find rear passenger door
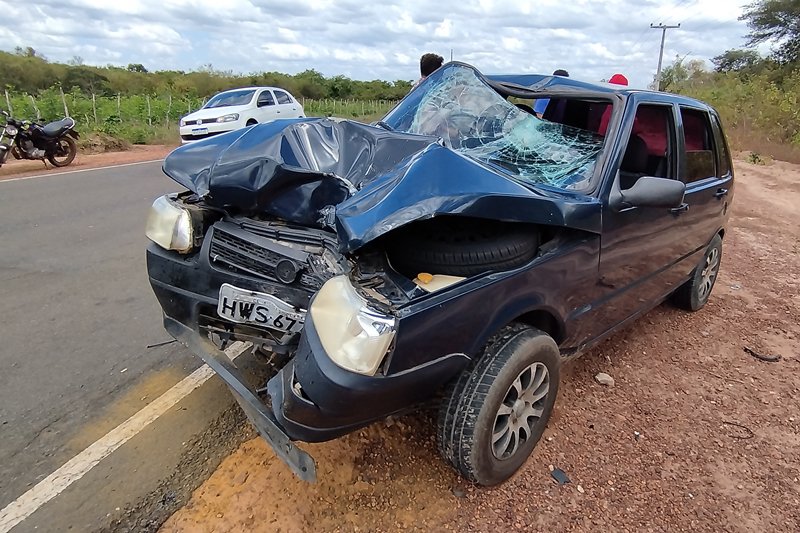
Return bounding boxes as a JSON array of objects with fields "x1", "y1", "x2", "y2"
[
  {"x1": 255, "y1": 90, "x2": 278, "y2": 122},
  {"x1": 676, "y1": 106, "x2": 733, "y2": 249},
  {"x1": 274, "y1": 90, "x2": 300, "y2": 118}
]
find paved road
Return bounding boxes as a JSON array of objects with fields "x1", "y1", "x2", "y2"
[{"x1": 0, "y1": 163, "x2": 244, "y2": 532}]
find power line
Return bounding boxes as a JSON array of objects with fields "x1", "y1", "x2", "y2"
[{"x1": 651, "y1": 23, "x2": 681, "y2": 90}]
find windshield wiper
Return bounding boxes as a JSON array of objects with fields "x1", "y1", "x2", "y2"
[{"x1": 374, "y1": 121, "x2": 393, "y2": 131}]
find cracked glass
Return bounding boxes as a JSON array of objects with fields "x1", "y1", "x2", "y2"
[{"x1": 383, "y1": 64, "x2": 606, "y2": 190}]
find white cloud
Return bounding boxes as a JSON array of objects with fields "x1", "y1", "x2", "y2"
[{"x1": 1, "y1": 0, "x2": 754, "y2": 87}]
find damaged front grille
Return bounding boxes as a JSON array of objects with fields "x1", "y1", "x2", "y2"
[{"x1": 208, "y1": 221, "x2": 333, "y2": 291}]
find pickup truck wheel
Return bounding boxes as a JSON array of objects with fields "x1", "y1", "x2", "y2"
[
  {"x1": 388, "y1": 219, "x2": 539, "y2": 277},
  {"x1": 672, "y1": 234, "x2": 722, "y2": 311},
  {"x1": 437, "y1": 323, "x2": 560, "y2": 486}
]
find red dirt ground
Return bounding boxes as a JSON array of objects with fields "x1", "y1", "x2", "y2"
[{"x1": 0, "y1": 145, "x2": 176, "y2": 181}]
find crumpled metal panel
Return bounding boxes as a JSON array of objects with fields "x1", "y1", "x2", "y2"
[
  {"x1": 162, "y1": 119, "x2": 436, "y2": 226},
  {"x1": 161, "y1": 63, "x2": 606, "y2": 251}
]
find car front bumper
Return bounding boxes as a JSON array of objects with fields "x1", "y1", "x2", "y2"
[
  {"x1": 179, "y1": 122, "x2": 240, "y2": 143},
  {"x1": 147, "y1": 241, "x2": 469, "y2": 481}
]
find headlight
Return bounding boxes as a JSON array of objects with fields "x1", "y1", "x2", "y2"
[
  {"x1": 217, "y1": 113, "x2": 239, "y2": 123},
  {"x1": 5, "y1": 125, "x2": 17, "y2": 136},
  {"x1": 145, "y1": 195, "x2": 194, "y2": 253},
  {"x1": 310, "y1": 276, "x2": 396, "y2": 376},
  {"x1": 179, "y1": 119, "x2": 186, "y2": 127}
]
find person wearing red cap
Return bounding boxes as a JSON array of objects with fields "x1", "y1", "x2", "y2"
[
  {"x1": 608, "y1": 73, "x2": 629, "y2": 86},
  {"x1": 597, "y1": 73, "x2": 630, "y2": 135}
]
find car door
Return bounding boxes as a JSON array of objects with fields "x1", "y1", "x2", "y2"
[
  {"x1": 675, "y1": 105, "x2": 733, "y2": 248},
  {"x1": 255, "y1": 90, "x2": 278, "y2": 122},
  {"x1": 593, "y1": 97, "x2": 697, "y2": 337},
  {"x1": 273, "y1": 90, "x2": 300, "y2": 118}
]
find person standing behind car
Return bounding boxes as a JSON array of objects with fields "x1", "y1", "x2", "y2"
[
  {"x1": 414, "y1": 53, "x2": 444, "y2": 87},
  {"x1": 534, "y1": 69, "x2": 569, "y2": 118}
]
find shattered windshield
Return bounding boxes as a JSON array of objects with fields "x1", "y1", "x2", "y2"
[{"x1": 382, "y1": 64, "x2": 606, "y2": 190}]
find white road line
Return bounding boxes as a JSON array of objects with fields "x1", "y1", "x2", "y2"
[
  {"x1": 0, "y1": 341, "x2": 248, "y2": 533},
  {"x1": 0, "y1": 159, "x2": 165, "y2": 184}
]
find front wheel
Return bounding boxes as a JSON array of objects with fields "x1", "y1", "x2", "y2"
[
  {"x1": 437, "y1": 323, "x2": 560, "y2": 486},
  {"x1": 47, "y1": 136, "x2": 77, "y2": 167}
]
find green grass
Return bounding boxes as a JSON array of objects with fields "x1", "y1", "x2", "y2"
[{"x1": 4, "y1": 90, "x2": 397, "y2": 149}]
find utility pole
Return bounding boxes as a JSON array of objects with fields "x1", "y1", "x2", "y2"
[{"x1": 651, "y1": 23, "x2": 680, "y2": 91}]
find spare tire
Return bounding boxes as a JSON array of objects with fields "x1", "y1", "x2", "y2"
[{"x1": 387, "y1": 218, "x2": 539, "y2": 277}]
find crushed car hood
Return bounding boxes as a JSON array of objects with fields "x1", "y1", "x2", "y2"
[{"x1": 164, "y1": 64, "x2": 606, "y2": 253}]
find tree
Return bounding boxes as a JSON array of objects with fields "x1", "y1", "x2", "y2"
[
  {"x1": 127, "y1": 63, "x2": 148, "y2": 73},
  {"x1": 741, "y1": 0, "x2": 800, "y2": 64},
  {"x1": 712, "y1": 49, "x2": 762, "y2": 72},
  {"x1": 657, "y1": 56, "x2": 708, "y2": 92},
  {"x1": 62, "y1": 67, "x2": 110, "y2": 94},
  {"x1": 67, "y1": 55, "x2": 84, "y2": 66},
  {"x1": 14, "y1": 46, "x2": 39, "y2": 58}
]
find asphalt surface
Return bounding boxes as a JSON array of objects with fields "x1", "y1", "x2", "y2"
[{"x1": 0, "y1": 162, "x2": 241, "y2": 532}]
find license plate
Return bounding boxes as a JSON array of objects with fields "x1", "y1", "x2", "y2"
[
  {"x1": 191, "y1": 127, "x2": 208, "y2": 135},
  {"x1": 217, "y1": 284, "x2": 305, "y2": 333}
]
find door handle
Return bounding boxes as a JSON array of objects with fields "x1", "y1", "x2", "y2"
[
  {"x1": 714, "y1": 188, "x2": 729, "y2": 199},
  {"x1": 670, "y1": 203, "x2": 689, "y2": 214}
]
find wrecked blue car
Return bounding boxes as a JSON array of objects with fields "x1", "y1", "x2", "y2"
[{"x1": 145, "y1": 62, "x2": 733, "y2": 485}]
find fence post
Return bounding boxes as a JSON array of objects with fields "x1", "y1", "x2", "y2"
[
  {"x1": 146, "y1": 95, "x2": 152, "y2": 127},
  {"x1": 117, "y1": 93, "x2": 121, "y2": 117},
  {"x1": 91, "y1": 93, "x2": 98, "y2": 124},
  {"x1": 4, "y1": 90, "x2": 12, "y2": 115},
  {"x1": 59, "y1": 86, "x2": 69, "y2": 117},
  {"x1": 166, "y1": 93, "x2": 172, "y2": 126},
  {"x1": 29, "y1": 95, "x2": 40, "y2": 119}
]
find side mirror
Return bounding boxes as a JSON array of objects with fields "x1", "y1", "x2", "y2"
[{"x1": 614, "y1": 176, "x2": 686, "y2": 209}]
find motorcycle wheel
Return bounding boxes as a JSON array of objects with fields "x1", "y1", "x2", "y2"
[{"x1": 47, "y1": 136, "x2": 77, "y2": 167}]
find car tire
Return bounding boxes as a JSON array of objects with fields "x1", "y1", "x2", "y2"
[
  {"x1": 672, "y1": 234, "x2": 723, "y2": 311},
  {"x1": 388, "y1": 219, "x2": 539, "y2": 277},
  {"x1": 437, "y1": 323, "x2": 560, "y2": 486},
  {"x1": 246, "y1": 119, "x2": 258, "y2": 126}
]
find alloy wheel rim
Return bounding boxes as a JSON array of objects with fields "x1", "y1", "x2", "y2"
[
  {"x1": 698, "y1": 247, "x2": 720, "y2": 300},
  {"x1": 491, "y1": 362, "x2": 550, "y2": 460}
]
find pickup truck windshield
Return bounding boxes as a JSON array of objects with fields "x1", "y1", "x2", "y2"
[{"x1": 382, "y1": 64, "x2": 606, "y2": 190}]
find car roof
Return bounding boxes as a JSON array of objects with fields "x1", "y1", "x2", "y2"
[
  {"x1": 486, "y1": 73, "x2": 713, "y2": 110},
  {"x1": 215, "y1": 87, "x2": 290, "y2": 94}
]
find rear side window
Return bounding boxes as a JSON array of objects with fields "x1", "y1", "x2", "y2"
[
  {"x1": 257, "y1": 91, "x2": 275, "y2": 106},
  {"x1": 710, "y1": 114, "x2": 732, "y2": 177},
  {"x1": 680, "y1": 108, "x2": 716, "y2": 183},
  {"x1": 275, "y1": 90, "x2": 292, "y2": 104}
]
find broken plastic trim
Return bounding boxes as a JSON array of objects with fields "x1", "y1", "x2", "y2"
[{"x1": 163, "y1": 316, "x2": 317, "y2": 482}]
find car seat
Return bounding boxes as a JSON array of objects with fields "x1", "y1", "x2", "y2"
[{"x1": 619, "y1": 134, "x2": 649, "y2": 190}]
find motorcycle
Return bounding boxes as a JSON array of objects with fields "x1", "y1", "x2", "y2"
[{"x1": 0, "y1": 110, "x2": 79, "y2": 168}]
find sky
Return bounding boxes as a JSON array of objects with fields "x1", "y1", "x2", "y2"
[{"x1": 2, "y1": 0, "x2": 757, "y2": 88}]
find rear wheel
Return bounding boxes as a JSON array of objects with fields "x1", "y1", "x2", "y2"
[
  {"x1": 47, "y1": 136, "x2": 77, "y2": 167},
  {"x1": 437, "y1": 323, "x2": 560, "y2": 486},
  {"x1": 672, "y1": 234, "x2": 723, "y2": 311}
]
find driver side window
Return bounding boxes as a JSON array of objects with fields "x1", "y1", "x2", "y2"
[{"x1": 618, "y1": 104, "x2": 675, "y2": 190}]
